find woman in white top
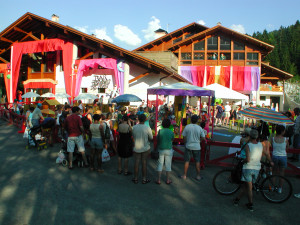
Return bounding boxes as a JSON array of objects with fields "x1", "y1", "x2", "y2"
[
  {"x1": 89, "y1": 114, "x2": 105, "y2": 172},
  {"x1": 234, "y1": 129, "x2": 273, "y2": 211},
  {"x1": 272, "y1": 125, "x2": 289, "y2": 181}
]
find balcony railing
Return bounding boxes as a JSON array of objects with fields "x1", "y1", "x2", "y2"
[{"x1": 260, "y1": 84, "x2": 283, "y2": 92}]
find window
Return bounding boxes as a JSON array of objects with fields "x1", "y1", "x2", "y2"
[
  {"x1": 181, "y1": 53, "x2": 192, "y2": 60},
  {"x1": 98, "y1": 88, "x2": 105, "y2": 93},
  {"x1": 81, "y1": 88, "x2": 87, "y2": 93},
  {"x1": 260, "y1": 96, "x2": 266, "y2": 101},
  {"x1": 207, "y1": 52, "x2": 218, "y2": 60},
  {"x1": 246, "y1": 61, "x2": 258, "y2": 65},
  {"x1": 234, "y1": 41, "x2": 245, "y2": 50},
  {"x1": 44, "y1": 52, "x2": 56, "y2": 72},
  {"x1": 220, "y1": 36, "x2": 231, "y2": 50},
  {"x1": 31, "y1": 53, "x2": 42, "y2": 73},
  {"x1": 247, "y1": 53, "x2": 258, "y2": 60},
  {"x1": 207, "y1": 36, "x2": 218, "y2": 50},
  {"x1": 180, "y1": 61, "x2": 192, "y2": 65},
  {"x1": 173, "y1": 37, "x2": 182, "y2": 44},
  {"x1": 219, "y1": 53, "x2": 231, "y2": 60},
  {"x1": 234, "y1": 53, "x2": 245, "y2": 60},
  {"x1": 194, "y1": 41, "x2": 205, "y2": 50},
  {"x1": 194, "y1": 53, "x2": 204, "y2": 60}
]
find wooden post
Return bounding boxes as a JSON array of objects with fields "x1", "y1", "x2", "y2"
[{"x1": 155, "y1": 94, "x2": 158, "y2": 136}]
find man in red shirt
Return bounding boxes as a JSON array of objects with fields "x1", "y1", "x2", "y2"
[{"x1": 64, "y1": 106, "x2": 89, "y2": 169}]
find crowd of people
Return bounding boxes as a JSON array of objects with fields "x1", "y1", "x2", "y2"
[{"x1": 1, "y1": 95, "x2": 300, "y2": 209}]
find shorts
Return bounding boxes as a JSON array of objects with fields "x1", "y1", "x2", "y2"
[
  {"x1": 272, "y1": 155, "x2": 287, "y2": 168},
  {"x1": 90, "y1": 137, "x2": 104, "y2": 149},
  {"x1": 224, "y1": 111, "x2": 230, "y2": 118},
  {"x1": 67, "y1": 135, "x2": 85, "y2": 153},
  {"x1": 241, "y1": 169, "x2": 259, "y2": 182},
  {"x1": 134, "y1": 149, "x2": 150, "y2": 161},
  {"x1": 184, "y1": 148, "x2": 201, "y2": 162}
]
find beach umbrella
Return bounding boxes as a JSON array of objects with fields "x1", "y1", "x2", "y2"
[
  {"x1": 41, "y1": 109, "x2": 55, "y2": 115},
  {"x1": 41, "y1": 92, "x2": 55, "y2": 98},
  {"x1": 21, "y1": 92, "x2": 40, "y2": 98},
  {"x1": 111, "y1": 94, "x2": 142, "y2": 103},
  {"x1": 238, "y1": 107, "x2": 294, "y2": 125},
  {"x1": 55, "y1": 93, "x2": 71, "y2": 98},
  {"x1": 74, "y1": 93, "x2": 98, "y2": 100}
]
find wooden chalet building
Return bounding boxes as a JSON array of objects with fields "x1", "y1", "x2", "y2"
[
  {"x1": 0, "y1": 12, "x2": 189, "y2": 104},
  {"x1": 134, "y1": 23, "x2": 293, "y2": 110}
]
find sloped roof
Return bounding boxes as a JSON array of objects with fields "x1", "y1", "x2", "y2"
[
  {"x1": 261, "y1": 62, "x2": 293, "y2": 80},
  {"x1": 133, "y1": 22, "x2": 208, "y2": 51},
  {"x1": 0, "y1": 12, "x2": 190, "y2": 83},
  {"x1": 169, "y1": 25, "x2": 274, "y2": 55}
]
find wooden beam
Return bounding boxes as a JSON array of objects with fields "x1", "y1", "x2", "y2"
[
  {"x1": 0, "y1": 46, "x2": 11, "y2": 56},
  {"x1": 80, "y1": 51, "x2": 94, "y2": 60},
  {"x1": 120, "y1": 51, "x2": 124, "y2": 57},
  {"x1": 45, "y1": 22, "x2": 50, "y2": 27},
  {"x1": 82, "y1": 36, "x2": 86, "y2": 41},
  {"x1": 261, "y1": 77, "x2": 279, "y2": 80},
  {"x1": 0, "y1": 57, "x2": 8, "y2": 63},
  {"x1": 14, "y1": 27, "x2": 40, "y2": 41},
  {"x1": 260, "y1": 73, "x2": 266, "y2": 77},
  {"x1": 0, "y1": 37, "x2": 13, "y2": 43},
  {"x1": 129, "y1": 72, "x2": 150, "y2": 83},
  {"x1": 13, "y1": 27, "x2": 28, "y2": 34},
  {"x1": 64, "y1": 29, "x2": 68, "y2": 34}
]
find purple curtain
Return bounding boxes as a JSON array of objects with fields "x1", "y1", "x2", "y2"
[
  {"x1": 244, "y1": 67, "x2": 252, "y2": 91},
  {"x1": 179, "y1": 66, "x2": 193, "y2": 84},
  {"x1": 251, "y1": 67, "x2": 260, "y2": 91}
]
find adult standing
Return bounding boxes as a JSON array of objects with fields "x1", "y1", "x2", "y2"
[
  {"x1": 156, "y1": 119, "x2": 174, "y2": 185},
  {"x1": 215, "y1": 102, "x2": 223, "y2": 126},
  {"x1": 31, "y1": 103, "x2": 44, "y2": 127},
  {"x1": 291, "y1": 108, "x2": 300, "y2": 162},
  {"x1": 78, "y1": 100, "x2": 83, "y2": 114},
  {"x1": 108, "y1": 95, "x2": 113, "y2": 113},
  {"x1": 89, "y1": 114, "x2": 105, "y2": 172},
  {"x1": 117, "y1": 115, "x2": 133, "y2": 175},
  {"x1": 231, "y1": 101, "x2": 239, "y2": 125},
  {"x1": 180, "y1": 115, "x2": 206, "y2": 180},
  {"x1": 64, "y1": 106, "x2": 89, "y2": 169},
  {"x1": 223, "y1": 102, "x2": 231, "y2": 126},
  {"x1": 132, "y1": 114, "x2": 153, "y2": 184},
  {"x1": 233, "y1": 129, "x2": 273, "y2": 211},
  {"x1": 99, "y1": 95, "x2": 104, "y2": 112}
]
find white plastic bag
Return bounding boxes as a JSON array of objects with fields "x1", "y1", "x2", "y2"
[
  {"x1": 23, "y1": 128, "x2": 29, "y2": 139},
  {"x1": 102, "y1": 148, "x2": 110, "y2": 162}
]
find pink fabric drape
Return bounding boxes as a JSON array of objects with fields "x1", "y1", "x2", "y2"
[
  {"x1": 232, "y1": 66, "x2": 245, "y2": 91},
  {"x1": 75, "y1": 58, "x2": 120, "y2": 96},
  {"x1": 190, "y1": 66, "x2": 205, "y2": 87},
  {"x1": 244, "y1": 66, "x2": 252, "y2": 91},
  {"x1": 11, "y1": 39, "x2": 73, "y2": 101}
]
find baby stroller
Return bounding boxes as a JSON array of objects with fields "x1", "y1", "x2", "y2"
[
  {"x1": 58, "y1": 138, "x2": 86, "y2": 168},
  {"x1": 25, "y1": 125, "x2": 47, "y2": 151}
]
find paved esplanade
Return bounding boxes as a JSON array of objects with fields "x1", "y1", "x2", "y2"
[{"x1": 0, "y1": 120, "x2": 299, "y2": 225}]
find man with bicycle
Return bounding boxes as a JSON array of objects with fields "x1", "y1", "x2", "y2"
[{"x1": 233, "y1": 129, "x2": 273, "y2": 211}]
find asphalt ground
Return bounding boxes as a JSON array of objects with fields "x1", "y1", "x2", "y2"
[{"x1": 0, "y1": 119, "x2": 300, "y2": 225}]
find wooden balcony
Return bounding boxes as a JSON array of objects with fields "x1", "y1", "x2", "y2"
[{"x1": 260, "y1": 84, "x2": 283, "y2": 92}]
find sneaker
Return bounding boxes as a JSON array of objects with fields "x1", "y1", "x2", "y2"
[
  {"x1": 294, "y1": 193, "x2": 300, "y2": 198},
  {"x1": 278, "y1": 188, "x2": 282, "y2": 194},
  {"x1": 246, "y1": 203, "x2": 254, "y2": 212},
  {"x1": 233, "y1": 198, "x2": 239, "y2": 206}
]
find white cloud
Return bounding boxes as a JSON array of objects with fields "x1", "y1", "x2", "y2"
[
  {"x1": 92, "y1": 28, "x2": 113, "y2": 43},
  {"x1": 114, "y1": 24, "x2": 142, "y2": 46},
  {"x1": 142, "y1": 16, "x2": 161, "y2": 41},
  {"x1": 197, "y1": 20, "x2": 206, "y2": 26},
  {"x1": 75, "y1": 26, "x2": 88, "y2": 33},
  {"x1": 230, "y1": 24, "x2": 246, "y2": 34}
]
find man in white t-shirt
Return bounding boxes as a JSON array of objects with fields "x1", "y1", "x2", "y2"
[
  {"x1": 223, "y1": 102, "x2": 231, "y2": 126},
  {"x1": 180, "y1": 115, "x2": 206, "y2": 180}
]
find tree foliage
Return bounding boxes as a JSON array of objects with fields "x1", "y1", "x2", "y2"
[{"x1": 252, "y1": 20, "x2": 300, "y2": 80}]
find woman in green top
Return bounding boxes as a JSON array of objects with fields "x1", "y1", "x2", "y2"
[{"x1": 156, "y1": 118, "x2": 174, "y2": 184}]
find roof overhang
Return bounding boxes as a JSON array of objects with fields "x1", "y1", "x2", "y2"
[
  {"x1": 261, "y1": 62, "x2": 293, "y2": 80},
  {"x1": 169, "y1": 25, "x2": 274, "y2": 56},
  {"x1": 0, "y1": 12, "x2": 190, "y2": 83}
]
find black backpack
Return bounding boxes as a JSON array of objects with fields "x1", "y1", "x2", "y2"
[
  {"x1": 217, "y1": 106, "x2": 223, "y2": 114},
  {"x1": 104, "y1": 122, "x2": 111, "y2": 140}
]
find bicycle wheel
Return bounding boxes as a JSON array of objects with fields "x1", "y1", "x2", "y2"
[
  {"x1": 261, "y1": 175, "x2": 293, "y2": 203},
  {"x1": 213, "y1": 169, "x2": 241, "y2": 195}
]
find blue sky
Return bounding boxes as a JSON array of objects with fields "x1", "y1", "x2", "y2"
[{"x1": 0, "y1": 0, "x2": 299, "y2": 50}]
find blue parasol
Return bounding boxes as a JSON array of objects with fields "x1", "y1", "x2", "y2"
[{"x1": 111, "y1": 94, "x2": 142, "y2": 103}]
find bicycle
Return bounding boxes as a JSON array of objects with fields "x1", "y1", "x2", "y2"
[{"x1": 212, "y1": 159, "x2": 293, "y2": 203}]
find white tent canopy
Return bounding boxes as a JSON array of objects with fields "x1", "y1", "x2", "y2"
[{"x1": 205, "y1": 83, "x2": 249, "y2": 101}]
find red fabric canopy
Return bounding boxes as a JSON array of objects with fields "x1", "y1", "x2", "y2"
[
  {"x1": 232, "y1": 66, "x2": 245, "y2": 91},
  {"x1": 11, "y1": 39, "x2": 73, "y2": 102},
  {"x1": 24, "y1": 81, "x2": 56, "y2": 90}
]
